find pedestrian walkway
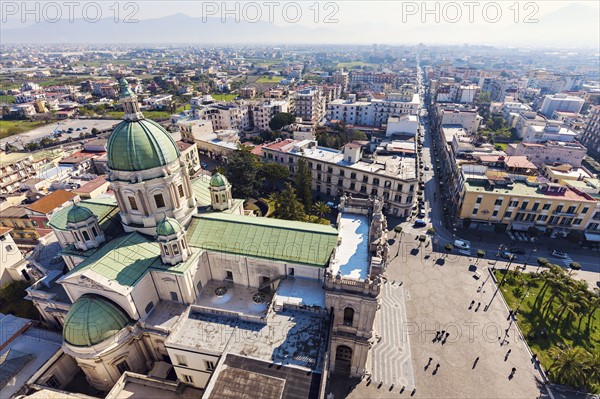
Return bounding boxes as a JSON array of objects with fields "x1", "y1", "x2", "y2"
[{"x1": 369, "y1": 281, "x2": 415, "y2": 389}]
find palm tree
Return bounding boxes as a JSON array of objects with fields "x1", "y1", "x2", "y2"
[
  {"x1": 586, "y1": 288, "x2": 600, "y2": 331},
  {"x1": 313, "y1": 201, "x2": 330, "y2": 219},
  {"x1": 548, "y1": 346, "x2": 590, "y2": 389}
]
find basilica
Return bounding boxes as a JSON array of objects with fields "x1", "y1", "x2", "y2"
[{"x1": 25, "y1": 79, "x2": 389, "y2": 397}]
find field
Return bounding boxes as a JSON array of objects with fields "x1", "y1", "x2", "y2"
[
  {"x1": 336, "y1": 61, "x2": 377, "y2": 69},
  {"x1": 495, "y1": 269, "x2": 599, "y2": 392},
  {"x1": 105, "y1": 110, "x2": 172, "y2": 120},
  {"x1": 0, "y1": 120, "x2": 52, "y2": 139},
  {"x1": 256, "y1": 76, "x2": 284, "y2": 83},
  {"x1": 209, "y1": 93, "x2": 238, "y2": 101}
]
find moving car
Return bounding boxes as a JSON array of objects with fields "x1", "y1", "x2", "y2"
[
  {"x1": 551, "y1": 250, "x2": 568, "y2": 259},
  {"x1": 501, "y1": 251, "x2": 516, "y2": 260},
  {"x1": 453, "y1": 239, "x2": 470, "y2": 250},
  {"x1": 510, "y1": 248, "x2": 526, "y2": 255}
]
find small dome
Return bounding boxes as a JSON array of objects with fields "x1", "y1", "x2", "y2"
[
  {"x1": 107, "y1": 119, "x2": 180, "y2": 172},
  {"x1": 119, "y1": 77, "x2": 135, "y2": 98},
  {"x1": 63, "y1": 295, "x2": 130, "y2": 347},
  {"x1": 156, "y1": 216, "x2": 182, "y2": 236},
  {"x1": 210, "y1": 173, "x2": 229, "y2": 188},
  {"x1": 66, "y1": 204, "x2": 94, "y2": 224}
]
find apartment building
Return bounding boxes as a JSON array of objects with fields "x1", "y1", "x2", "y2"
[
  {"x1": 0, "y1": 206, "x2": 40, "y2": 247},
  {"x1": 15, "y1": 91, "x2": 46, "y2": 104},
  {"x1": 514, "y1": 111, "x2": 547, "y2": 139},
  {"x1": 294, "y1": 86, "x2": 325, "y2": 125},
  {"x1": 437, "y1": 106, "x2": 482, "y2": 134},
  {"x1": 436, "y1": 84, "x2": 480, "y2": 104},
  {"x1": 458, "y1": 177, "x2": 596, "y2": 234},
  {"x1": 327, "y1": 93, "x2": 420, "y2": 128},
  {"x1": 332, "y1": 70, "x2": 349, "y2": 93},
  {"x1": 262, "y1": 139, "x2": 417, "y2": 216},
  {"x1": 196, "y1": 102, "x2": 250, "y2": 131},
  {"x1": 580, "y1": 105, "x2": 600, "y2": 159},
  {"x1": 506, "y1": 141, "x2": 587, "y2": 168},
  {"x1": 0, "y1": 152, "x2": 37, "y2": 194},
  {"x1": 539, "y1": 93, "x2": 584, "y2": 117},
  {"x1": 523, "y1": 122, "x2": 578, "y2": 144},
  {"x1": 251, "y1": 100, "x2": 291, "y2": 131}
]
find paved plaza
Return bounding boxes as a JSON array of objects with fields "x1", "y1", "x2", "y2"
[{"x1": 343, "y1": 235, "x2": 547, "y2": 399}]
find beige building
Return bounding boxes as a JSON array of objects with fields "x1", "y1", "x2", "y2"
[
  {"x1": 580, "y1": 105, "x2": 600, "y2": 159},
  {"x1": 506, "y1": 140, "x2": 587, "y2": 168},
  {"x1": 294, "y1": 86, "x2": 326, "y2": 125},
  {"x1": 262, "y1": 139, "x2": 417, "y2": 217}
]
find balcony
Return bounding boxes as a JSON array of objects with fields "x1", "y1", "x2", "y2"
[{"x1": 552, "y1": 210, "x2": 577, "y2": 217}]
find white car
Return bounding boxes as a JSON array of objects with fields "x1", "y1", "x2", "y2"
[
  {"x1": 551, "y1": 250, "x2": 568, "y2": 259},
  {"x1": 454, "y1": 239, "x2": 470, "y2": 250}
]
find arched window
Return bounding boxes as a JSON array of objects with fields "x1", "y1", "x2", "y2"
[
  {"x1": 92, "y1": 226, "x2": 98, "y2": 237},
  {"x1": 172, "y1": 244, "x2": 180, "y2": 255},
  {"x1": 343, "y1": 307, "x2": 354, "y2": 326},
  {"x1": 82, "y1": 230, "x2": 90, "y2": 241},
  {"x1": 164, "y1": 245, "x2": 170, "y2": 255}
]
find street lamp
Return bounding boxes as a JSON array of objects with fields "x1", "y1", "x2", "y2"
[{"x1": 523, "y1": 247, "x2": 537, "y2": 271}]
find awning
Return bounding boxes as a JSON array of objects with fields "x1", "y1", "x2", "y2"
[
  {"x1": 511, "y1": 222, "x2": 533, "y2": 232},
  {"x1": 584, "y1": 232, "x2": 600, "y2": 242}
]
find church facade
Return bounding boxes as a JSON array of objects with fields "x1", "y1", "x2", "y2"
[{"x1": 25, "y1": 79, "x2": 390, "y2": 395}]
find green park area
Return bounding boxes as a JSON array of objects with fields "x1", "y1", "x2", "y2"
[
  {"x1": 336, "y1": 61, "x2": 376, "y2": 69},
  {"x1": 495, "y1": 265, "x2": 600, "y2": 393},
  {"x1": 0, "y1": 120, "x2": 51, "y2": 139},
  {"x1": 256, "y1": 76, "x2": 284, "y2": 83},
  {"x1": 209, "y1": 93, "x2": 238, "y2": 101}
]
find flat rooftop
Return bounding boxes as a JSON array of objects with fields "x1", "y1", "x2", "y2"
[
  {"x1": 195, "y1": 280, "x2": 272, "y2": 318},
  {"x1": 275, "y1": 277, "x2": 325, "y2": 309},
  {"x1": 166, "y1": 308, "x2": 328, "y2": 371},
  {"x1": 464, "y1": 180, "x2": 596, "y2": 202},
  {"x1": 329, "y1": 214, "x2": 369, "y2": 280}
]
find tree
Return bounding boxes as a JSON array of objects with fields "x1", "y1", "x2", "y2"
[
  {"x1": 224, "y1": 145, "x2": 263, "y2": 198},
  {"x1": 91, "y1": 127, "x2": 98, "y2": 134},
  {"x1": 313, "y1": 201, "x2": 330, "y2": 219},
  {"x1": 548, "y1": 346, "x2": 592, "y2": 390},
  {"x1": 269, "y1": 112, "x2": 296, "y2": 131},
  {"x1": 274, "y1": 183, "x2": 306, "y2": 221},
  {"x1": 294, "y1": 157, "x2": 312, "y2": 213},
  {"x1": 259, "y1": 162, "x2": 290, "y2": 191}
]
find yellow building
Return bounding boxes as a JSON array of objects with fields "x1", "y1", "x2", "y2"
[
  {"x1": 0, "y1": 205, "x2": 40, "y2": 247},
  {"x1": 458, "y1": 178, "x2": 596, "y2": 234}
]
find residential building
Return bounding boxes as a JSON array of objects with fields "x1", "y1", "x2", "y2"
[
  {"x1": 514, "y1": 111, "x2": 547, "y2": 139},
  {"x1": 506, "y1": 141, "x2": 587, "y2": 168},
  {"x1": 25, "y1": 190, "x2": 79, "y2": 237},
  {"x1": 458, "y1": 178, "x2": 596, "y2": 234},
  {"x1": 539, "y1": 93, "x2": 584, "y2": 117},
  {"x1": 523, "y1": 122, "x2": 578, "y2": 144},
  {"x1": 251, "y1": 100, "x2": 290, "y2": 132},
  {"x1": 294, "y1": 86, "x2": 325, "y2": 125},
  {"x1": 239, "y1": 86, "x2": 256, "y2": 99},
  {"x1": 385, "y1": 114, "x2": 419, "y2": 137},
  {"x1": 177, "y1": 140, "x2": 200, "y2": 175},
  {"x1": 262, "y1": 139, "x2": 417, "y2": 217},
  {"x1": 327, "y1": 93, "x2": 420, "y2": 128},
  {"x1": 580, "y1": 105, "x2": 600, "y2": 159},
  {"x1": 541, "y1": 163, "x2": 593, "y2": 184},
  {"x1": 15, "y1": 91, "x2": 46, "y2": 104},
  {"x1": 143, "y1": 94, "x2": 173, "y2": 109},
  {"x1": 437, "y1": 106, "x2": 482, "y2": 134},
  {"x1": 178, "y1": 119, "x2": 214, "y2": 143},
  {"x1": 0, "y1": 227, "x2": 30, "y2": 285},
  {"x1": 73, "y1": 175, "x2": 111, "y2": 199},
  {"x1": 0, "y1": 205, "x2": 39, "y2": 247},
  {"x1": 195, "y1": 102, "x2": 250, "y2": 131},
  {"x1": 0, "y1": 152, "x2": 36, "y2": 195},
  {"x1": 332, "y1": 70, "x2": 349, "y2": 93}
]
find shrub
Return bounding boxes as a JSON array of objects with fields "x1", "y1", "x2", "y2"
[
  {"x1": 445, "y1": 243, "x2": 453, "y2": 251},
  {"x1": 427, "y1": 227, "x2": 435, "y2": 235},
  {"x1": 569, "y1": 262, "x2": 581, "y2": 270},
  {"x1": 419, "y1": 235, "x2": 426, "y2": 242},
  {"x1": 537, "y1": 257, "x2": 549, "y2": 266},
  {"x1": 394, "y1": 225, "x2": 403, "y2": 233}
]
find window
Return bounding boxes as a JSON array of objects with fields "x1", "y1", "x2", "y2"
[
  {"x1": 555, "y1": 205, "x2": 563, "y2": 213},
  {"x1": 225, "y1": 271, "x2": 233, "y2": 280},
  {"x1": 350, "y1": 172, "x2": 356, "y2": 179},
  {"x1": 339, "y1": 170, "x2": 345, "y2": 177},
  {"x1": 175, "y1": 354, "x2": 188, "y2": 366},
  {"x1": 350, "y1": 182, "x2": 356, "y2": 190},
  {"x1": 363, "y1": 176, "x2": 368, "y2": 183},
  {"x1": 573, "y1": 218, "x2": 582, "y2": 225},
  {"x1": 542, "y1": 203, "x2": 551, "y2": 210},
  {"x1": 178, "y1": 185, "x2": 185, "y2": 197},
  {"x1": 46, "y1": 376, "x2": 60, "y2": 388},
  {"x1": 373, "y1": 178, "x2": 380, "y2": 186},
  {"x1": 145, "y1": 301, "x2": 154, "y2": 314},
  {"x1": 509, "y1": 200, "x2": 518, "y2": 207},
  {"x1": 397, "y1": 184, "x2": 403, "y2": 191},
  {"x1": 520, "y1": 201, "x2": 528, "y2": 210},
  {"x1": 170, "y1": 291, "x2": 178, "y2": 301},
  {"x1": 172, "y1": 244, "x2": 180, "y2": 255},
  {"x1": 492, "y1": 210, "x2": 498, "y2": 217},
  {"x1": 154, "y1": 194, "x2": 166, "y2": 208},
  {"x1": 472, "y1": 208, "x2": 478, "y2": 215},
  {"x1": 394, "y1": 194, "x2": 401, "y2": 202},
  {"x1": 6, "y1": 244, "x2": 14, "y2": 252},
  {"x1": 128, "y1": 196, "x2": 138, "y2": 210},
  {"x1": 343, "y1": 307, "x2": 354, "y2": 326},
  {"x1": 183, "y1": 374, "x2": 194, "y2": 384},
  {"x1": 360, "y1": 185, "x2": 367, "y2": 193},
  {"x1": 532, "y1": 203, "x2": 539, "y2": 211},
  {"x1": 116, "y1": 360, "x2": 130, "y2": 374},
  {"x1": 164, "y1": 245, "x2": 170, "y2": 255},
  {"x1": 73, "y1": 231, "x2": 80, "y2": 241},
  {"x1": 493, "y1": 199, "x2": 502, "y2": 206},
  {"x1": 288, "y1": 267, "x2": 294, "y2": 276},
  {"x1": 582, "y1": 207, "x2": 590, "y2": 214},
  {"x1": 537, "y1": 215, "x2": 548, "y2": 222},
  {"x1": 92, "y1": 226, "x2": 99, "y2": 237},
  {"x1": 205, "y1": 360, "x2": 216, "y2": 371},
  {"x1": 503, "y1": 211, "x2": 512, "y2": 218},
  {"x1": 82, "y1": 230, "x2": 90, "y2": 241}
]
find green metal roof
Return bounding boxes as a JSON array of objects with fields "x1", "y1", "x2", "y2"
[
  {"x1": 49, "y1": 198, "x2": 120, "y2": 236},
  {"x1": 210, "y1": 173, "x2": 228, "y2": 187},
  {"x1": 119, "y1": 77, "x2": 135, "y2": 98},
  {"x1": 191, "y1": 175, "x2": 212, "y2": 207},
  {"x1": 186, "y1": 213, "x2": 339, "y2": 267},
  {"x1": 63, "y1": 295, "x2": 130, "y2": 347},
  {"x1": 156, "y1": 216, "x2": 182, "y2": 236},
  {"x1": 66, "y1": 204, "x2": 94, "y2": 224},
  {"x1": 107, "y1": 119, "x2": 180, "y2": 172}
]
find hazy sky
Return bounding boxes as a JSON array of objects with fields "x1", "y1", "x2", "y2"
[{"x1": 2, "y1": 1, "x2": 599, "y2": 46}]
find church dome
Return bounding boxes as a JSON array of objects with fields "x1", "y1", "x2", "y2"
[
  {"x1": 63, "y1": 295, "x2": 131, "y2": 347},
  {"x1": 156, "y1": 216, "x2": 183, "y2": 236},
  {"x1": 107, "y1": 119, "x2": 180, "y2": 172},
  {"x1": 66, "y1": 204, "x2": 94, "y2": 224},
  {"x1": 210, "y1": 173, "x2": 228, "y2": 188}
]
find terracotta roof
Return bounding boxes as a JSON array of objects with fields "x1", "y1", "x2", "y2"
[
  {"x1": 263, "y1": 139, "x2": 296, "y2": 151},
  {"x1": 0, "y1": 226, "x2": 13, "y2": 236},
  {"x1": 251, "y1": 144, "x2": 264, "y2": 156},
  {"x1": 26, "y1": 190, "x2": 77, "y2": 215},
  {"x1": 176, "y1": 141, "x2": 194, "y2": 151}
]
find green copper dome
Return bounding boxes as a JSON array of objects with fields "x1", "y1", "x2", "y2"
[
  {"x1": 156, "y1": 216, "x2": 182, "y2": 236},
  {"x1": 63, "y1": 295, "x2": 131, "y2": 347},
  {"x1": 66, "y1": 204, "x2": 94, "y2": 224},
  {"x1": 107, "y1": 119, "x2": 180, "y2": 172},
  {"x1": 119, "y1": 77, "x2": 135, "y2": 98},
  {"x1": 210, "y1": 173, "x2": 228, "y2": 187}
]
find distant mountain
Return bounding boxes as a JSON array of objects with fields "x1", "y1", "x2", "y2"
[{"x1": 1, "y1": 13, "x2": 340, "y2": 44}]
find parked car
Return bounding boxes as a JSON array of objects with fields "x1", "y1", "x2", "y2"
[
  {"x1": 414, "y1": 219, "x2": 427, "y2": 228},
  {"x1": 454, "y1": 239, "x2": 470, "y2": 250},
  {"x1": 551, "y1": 250, "x2": 568, "y2": 259},
  {"x1": 424, "y1": 166, "x2": 430, "y2": 171},
  {"x1": 509, "y1": 248, "x2": 526, "y2": 255}
]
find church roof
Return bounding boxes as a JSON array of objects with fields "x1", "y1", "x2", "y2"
[
  {"x1": 107, "y1": 119, "x2": 180, "y2": 172},
  {"x1": 210, "y1": 173, "x2": 228, "y2": 187},
  {"x1": 156, "y1": 215, "x2": 182, "y2": 236},
  {"x1": 186, "y1": 213, "x2": 339, "y2": 267},
  {"x1": 66, "y1": 203, "x2": 94, "y2": 224},
  {"x1": 49, "y1": 197, "x2": 120, "y2": 235}
]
